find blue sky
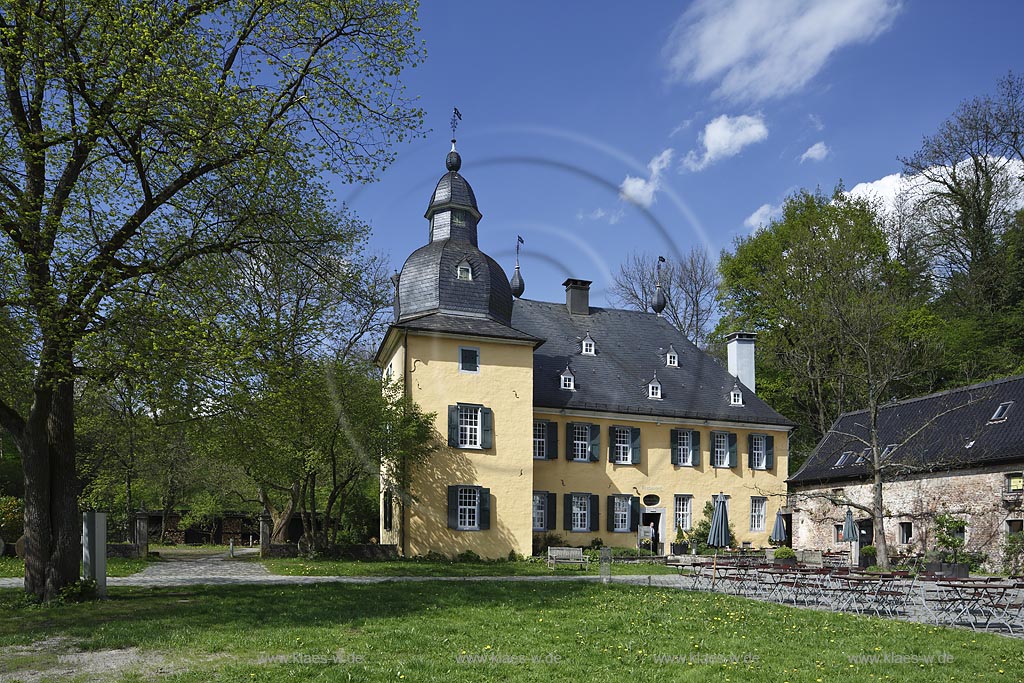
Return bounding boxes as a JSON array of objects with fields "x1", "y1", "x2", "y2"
[{"x1": 337, "y1": 1, "x2": 1024, "y2": 308}]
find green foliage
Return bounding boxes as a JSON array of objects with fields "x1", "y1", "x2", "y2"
[
  {"x1": 1004, "y1": 532, "x2": 1024, "y2": 575},
  {"x1": 689, "y1": 501, "x2": 736, "y2": 553},
  {"x1": 531, "y1": 532, "x2": 566, "y2": 556},
  {"x1": 0, "y1": 495, "x2": 22, "y2": 540},
  {"x1": 860, "y1": 545, "x2": 877, "y2": 557},
  {"x1": 57, "y1": 580, "x2": 98, "y2": 604},
  {"x1": 773, "y1": 546, "x2": 796, "y2": 560},
  {"x1": 933, "y1": 514, "x2": 967, "y2": 565}
]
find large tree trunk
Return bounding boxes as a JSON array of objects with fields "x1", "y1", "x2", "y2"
[
  {"x1": 872, "y1": 468, "x2": 890, "y2": 569},
  {"x1": 21, "y1": 380, "x2": 81, "y2": 601}
]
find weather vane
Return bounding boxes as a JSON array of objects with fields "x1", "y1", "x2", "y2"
[
  {"x1": 450, "y1": 106, "x2": 462, "y2": 138},
  {"x1": 656, "y1": 255, "x2": 666, "y2": 284},
  {"x1": 516, "y1": 235, "x2": 524, "y2": 265}
]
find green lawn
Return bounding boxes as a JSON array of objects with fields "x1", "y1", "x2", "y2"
[
  {"x1": 0, "y1": 582, "x2": 1020, "y2": 682},
  {"x1": 0, "y1": 555, "x2": 154, "y2": 578},
  {"x1": 261, "y1": 557, "x2": 679, "y2": 577}
]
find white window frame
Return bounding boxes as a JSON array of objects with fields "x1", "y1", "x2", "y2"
[
  {"x1": 561, "y1": 372, "x2": 575, "y2": 391},
  {"x1": 666, "y1": 351, "x2": 678, "y2": 367},
  {"x1": 835, "y1": 451, "x2": 852, "y2": 468},
  {"x1": 881, "y1": 443, "x2": 898, "y2": 458},
  {"x1": 458, "y1": 346, "x2": 480, "y2": 373},
  {"x1": 458, "y1": 405, "x2": 481, "y2": 448},
  {"x1": 612, "y1": 427, "x2": 631, "y2": 464},
  {"x1": 581, "y1": 336, "x2": 595, "y2": 355},
  {"x1": 532, "y1": 493, "x2": 546, "y2": 531},
  {"x1": 750, "y1": 497, "x2": 766, "y2": 532},
  {"x1": 676, "y1": 430, "x2": 692, "y2": 466},
  {"x1": 990, "y1": 401, "x2": 1013, "y2": 423},
  {"x1": 899, "y1": 521, "x2": 913, "y2": 545},
  {"x1": 730, "y1": 390, "x2": 743, "y2": 406},
  {"x1": 713, "y1": 432, "x2": 729, "y2": 468},
  {"x1": 456, "y1": 261, "x2": 473, "y2": 281},
  {"x1": 1007, "y1": 473, "x2": 1024, "y2": 493},
  {"x1": 572, "y1": 423, "x2": 590, "y2": 462},
  {"x1": 533, "y1": 421, "x2": 547, "y2": 460},
  {"x1": 613, "y1": 496, "x2": 629, "y2": 532},
  {"x1": 674, "y1": 495, "x2": 692, "y2": 532},
  {"x1": 751, "y1": 434, "x2": 767, "y2": 470},
  {"x1": 457, "y1": 486, "x2": 479, "y2": 530},
  {"x1": 649, "y1": 381, "x2": 662, "y2": 399},
  {"x1": 571, "y1": 494, "x2": 589, "y2": 532}
]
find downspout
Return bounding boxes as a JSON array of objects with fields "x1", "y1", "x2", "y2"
[{"x1": 401, "y1": 328, "x2": 410, "y2": 557}]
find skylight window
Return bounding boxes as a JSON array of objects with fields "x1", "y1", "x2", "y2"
[
  {"x1": 881, "y1": 443, "x2": 898, "y2": 458},
  {"x1": 854, "y1": 449, "x2": 867, "y2": 464},
  {"x1": 835, "y1": 451, "x2": 853, "y2": 467},
  {"x1": 581, "y1": 333, "x2": 596, "y2": 356},
  {"x1": 990, "y1": 401, "x2": 1013, "y2": 423}
]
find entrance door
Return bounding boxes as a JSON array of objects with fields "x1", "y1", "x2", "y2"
[
  {"x1": 641, "y1": 512, "x2": 662, "y2": 555},
  {"x1": 856, "y1": 519, "x2": 874, "y2": 566}
]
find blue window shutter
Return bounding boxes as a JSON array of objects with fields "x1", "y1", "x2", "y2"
[
  {"x1": 728, "y1": 433, "x2": 738, "y2": 468},
  {"x1": 589, "y1": 424, "x2": 600, "y2": 462},
  {"x1": 480, "y1": 408, "x2": 494, "y2": 448},
  {"x1": 606, "y1": 496, "x2": 615, "y2": 532},
  {"x1": 690, "y1": 430, "x2": 701, "y2": 466},
  {"x1": 546, "y1": 492, "x2": 557, "y2": 530},
  {"x1": 547, "y1": 421, "x2": 558, "y2": 459},
  {"x1": 630, "y1": 496, "x2": 640, "y2": 532},
  {"x1": 563, "y1": 494, "x2": 572, "y2": 530},
  {"x1": 670, "y1": 429, "x2": 681, "y2": 465},
  {"x1": 631, "y1": 427, "x2": 641, "y2": 464},
  {"x1": 478, "y1": 488, "x2": 490, "y2": 530},
  {"x1": 766, "y1": 435, "x2": 775, "y2": 470},
  {"x1": 447, "y1": 406, "x2": 459, "y2": 447},
  {"x1": 565, "y1": 423, "x2": 575, "y2": 461},
  {"x1": 447, "y1": 486, "x2": 459, "y2": 528},
  {"x1": 747, "y1": 434, "x2": 754, "y2": 469},
  {"x1": 589, "y1": 494, "x2": 600, "y2": 531},
  {"x1": 607, "y1": 426, "x2": 615, "y2": 461}
]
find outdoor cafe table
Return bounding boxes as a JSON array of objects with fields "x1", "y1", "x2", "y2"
[
  {"x1": 934, "y1": 581, "x2": 1019, "y2": 632},
  {"x1": 831, "y1": 574, "x2": 901, "y2": 615}
]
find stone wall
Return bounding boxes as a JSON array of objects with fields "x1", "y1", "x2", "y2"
[{"x1": 790, "y1": 464, "x2": 1024, "y2": 570}]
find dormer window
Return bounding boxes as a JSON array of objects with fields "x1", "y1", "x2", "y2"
[
  {"x1": 990, "y1": 401, "x2": 1013, "y2": 423},
  {"x1": 835, "y1": 451, "x2": 852, "y2": 467},
  {"x1": 581, "y1": 333, "x2": 595, "y2": 356},
  {"x1": 456, "y1": 261, "x2": 473, "y2": 281},
  {"x1": 881, "y1": 443, "x2": 898, "y2": 458},
  {"x1": 730, "y1": 389, "x2": 743, "y2": 406},
  {"x1": 648, "y1": 378, "x2": 662, "y2": 400},
  {"x1": 666, "y1": 346, "x2": 678, "y2": 367},
  {"x1": 560, "y1": 367, "x2": 575, "y2": 391}
]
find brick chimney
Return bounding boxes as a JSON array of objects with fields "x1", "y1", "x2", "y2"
[
  {"x1": 726, "y1": 331, "x2": 756, "y2": 392},
  {"x1": 563, "y1": 278, "x2": 591, "y2": 315}
]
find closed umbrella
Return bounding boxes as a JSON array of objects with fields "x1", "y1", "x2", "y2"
[
  {"x1": 769, "y1": 510, "x2": 788, "y2": 545},
  {"x1": 841, "y1": 508, "x2": 857, "y2": 567},
  {"x1": 707, "y1": 492, "x2": 730, "y2": 588}
]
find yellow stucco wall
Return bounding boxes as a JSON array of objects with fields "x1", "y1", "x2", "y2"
[
  {"x1": 391, "y1": 331, "x2": 536, "y2": 559},
  {"x1": 532, "y1": 414, "x2": 790, "y2": 549}
]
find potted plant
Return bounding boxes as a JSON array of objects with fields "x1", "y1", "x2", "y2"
[
  {"x1": 934, "y1": 513, "x2": 969, "y2": 578},
  {"x1": 670, "y1": 526, "x2": 690, "y2": 555},
  {"x1": 859, "y1": 544, "x2": 876, "y2": 568},
  {"x1": 773, "y1": 545, "x2": 797, "y2": 567}
]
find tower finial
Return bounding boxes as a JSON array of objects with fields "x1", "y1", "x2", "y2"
[
  {"x1": 650, "y1": 255, "x2": 667, "y2": 314},
  {"x1": 510, "y1": 235, "x2": 525, "y2": 298},
  {"x1": 446, "y1": 107, "x2": 463, "y2": 172},
  {"x1": 450, "y1": 106, "x2": 462, "y2": 139}
]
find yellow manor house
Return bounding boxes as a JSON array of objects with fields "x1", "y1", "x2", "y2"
[{"x1": 375, "y1": 140, "x2": 795, "y2": 559}]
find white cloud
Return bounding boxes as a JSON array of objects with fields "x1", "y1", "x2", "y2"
[
  {"x1": 808, "y1": 113, "x2": 825, "y2": 131},
  {"x1": 664, "y1": 0, "x2": 901, "y2": 102},
  {"x1": 799, "y1": 141, "x2": 830, "y2": 163},
  {"x1": 669, "y1": 119, "x2": 693, "y2": 137},
  {"x1": 619, "y1": 149, "x2": 674, "y2": 209},
  {"x1": 684, "y1": 114, "x2": 768, "y2": 171},
  {"x1": 744, "y1": 202, "x2": 783, "y2": 231},
  {"x1": 577, "y1": 207, "x2": 625, "y2": 225},
  {"x1": 846, "y1": 172, "x2": 907, "y2": 214}
]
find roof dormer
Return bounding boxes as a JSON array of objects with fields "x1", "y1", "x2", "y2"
[
  {"x1": 648, "y1": 375, "x2": 662, "y2": 400},
  {"x1": 560, "y1": 366, "x2": 576, "y2": 391},
  {"x1": 730, "y1": 384, "x2": 743, "y2": 406},
  {"x1": 581, "y1": 332, "x2": 596, "y2": 356},
  {"x1": 666, "y1": 345, "x2": 678, "y2": 368}
]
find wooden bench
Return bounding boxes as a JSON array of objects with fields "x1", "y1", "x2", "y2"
[{"x1": 547, "y1": 546, "x2": 589, "y2": 570}]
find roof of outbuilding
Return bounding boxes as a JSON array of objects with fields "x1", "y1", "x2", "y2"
[
  {"x1": 510, "y1": 298, "x2": 795, "y2": 426},
  {"x1": 788, "y1": 374, "x2": 1024, "y2": 486}
]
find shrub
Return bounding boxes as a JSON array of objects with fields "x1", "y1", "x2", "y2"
[
  {"x1": 860, "y1": 545, "x2": 877, "y2": 558},
  {"x1": 1004, "y1": 533, "x2": 1024, "y2": 575},
  {"x1": 59, "y1": 579, "x2": 97, "y2": 603},
  {"x1": 0, "y1": 496, "x2": 23, "y2": 540},
  {"x1": 532, "y1": 532, "x2": 566, "y2": 556},
  {"x1": 588, "y1": 537, "x2": 604, "y2": 550},
  {"x1": 773, "y1": 546, "x2": 796, "y2": 560},
  {"x1": 934, "y1": 513, "x2": 967, "y2": 565},
  {"x1": 455, "y1": 550, "x2": 481, "y2": 563},
  {"x1": 690, "y1": 501, "x2": 736, "y2": 554}
]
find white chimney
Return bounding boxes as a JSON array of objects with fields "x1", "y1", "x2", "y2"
[{"x1": 726, "y1": 332, "x2": 756, "y2": 393}]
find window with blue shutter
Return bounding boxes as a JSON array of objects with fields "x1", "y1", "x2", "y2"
[
  {"x1": 447, "y1": 486, "x2": 459, "y2": 528},
  {"x1": 478, "y1": 488, "x2": 490, "y2": 529},
  {"x1": 563, "y1": 493, "x2": 573, "y2": 530},
  {"x1": 447, "y1": 406, "x2": 459, "y2": 447},
  {"x1": 546, "y1": 492, "x2": 557, "y2": 530},
  {"x1": 589, "y1": 424, "x2": 600, "y2": 462},
  {"x1": 765, "y1": 435, "x2": 775, "y2": 469},
  {"x1": 606, "y1": 496, "x2": 616, "y2": 532},
  {"x1": 546, "y1": 421, "x2": 558, "y2": 459},
  {"x1": 630, "y1": 427, "x2": 641, "y2": 464},
  {"x1": 589, "y1": 494, "x2": 600, "y2": 531},
  {"x1": 728, "y1": 433, "x2": 738, "y2": 468},
  {"x1": 670, "y1": 429, "x2": 682, "y2": 465},
  {"x1": 690, "y1": 430, "x2": 701, "y2": 466},
  {"x1": 630, "y1": 496, "x2": 640, "y2": 532},
  {"x1": 480, "y1": 408, "x2": 493, "y2": 448}
]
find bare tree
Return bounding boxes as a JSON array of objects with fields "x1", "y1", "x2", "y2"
[{"x1": 610, "y1": 248, "x2": 719, "y2": 346}]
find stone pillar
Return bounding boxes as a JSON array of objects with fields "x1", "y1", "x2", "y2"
[
  {"x1": 82, "y1": 511, "x2": 108, "y2": 598},
  {"x1": 135, "y1": 512, "x2": 149, "y2": 559},
  {"x1": 259, "y1": 512, "x2": 272, "y2": 558}
]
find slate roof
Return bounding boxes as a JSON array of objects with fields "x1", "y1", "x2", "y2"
[
  {"x1": 390, "y1": 311, "x2": 541, "y2": 344},
  {"x1": 396, "y1": 239, "x2": 514, "y2": 324},
  {"x1": 789, "y1": 374, "x2": 1024, "y2": 486},
  {"x1": 426, "y1": 170, "x2": 479, "y2": 218},
  {"x1": 510, "y1": 299, "x2": 795, "y2": 427}
]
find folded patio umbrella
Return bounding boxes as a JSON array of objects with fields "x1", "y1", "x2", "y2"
[
  {"x1": 769, "y1": 509, "x2": 788, "y2": 545},
  {"x1": 842, "y1": 508, "x2": 858, "y2": 566},
  {"x1": 707, "y1": 492, "x2": 730, "y2": 587}
]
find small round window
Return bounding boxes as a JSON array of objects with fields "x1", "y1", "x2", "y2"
[{"x1": 642, "y1": 494, "x2": 660, "y2": 507}]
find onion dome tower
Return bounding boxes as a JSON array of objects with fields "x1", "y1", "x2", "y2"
[
  {"x1": 393, "y1": 137, "x2": 514, "y2": 324},
  {"x1": 510, "y1": 236, "x2": 525, "y2": 298}
]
